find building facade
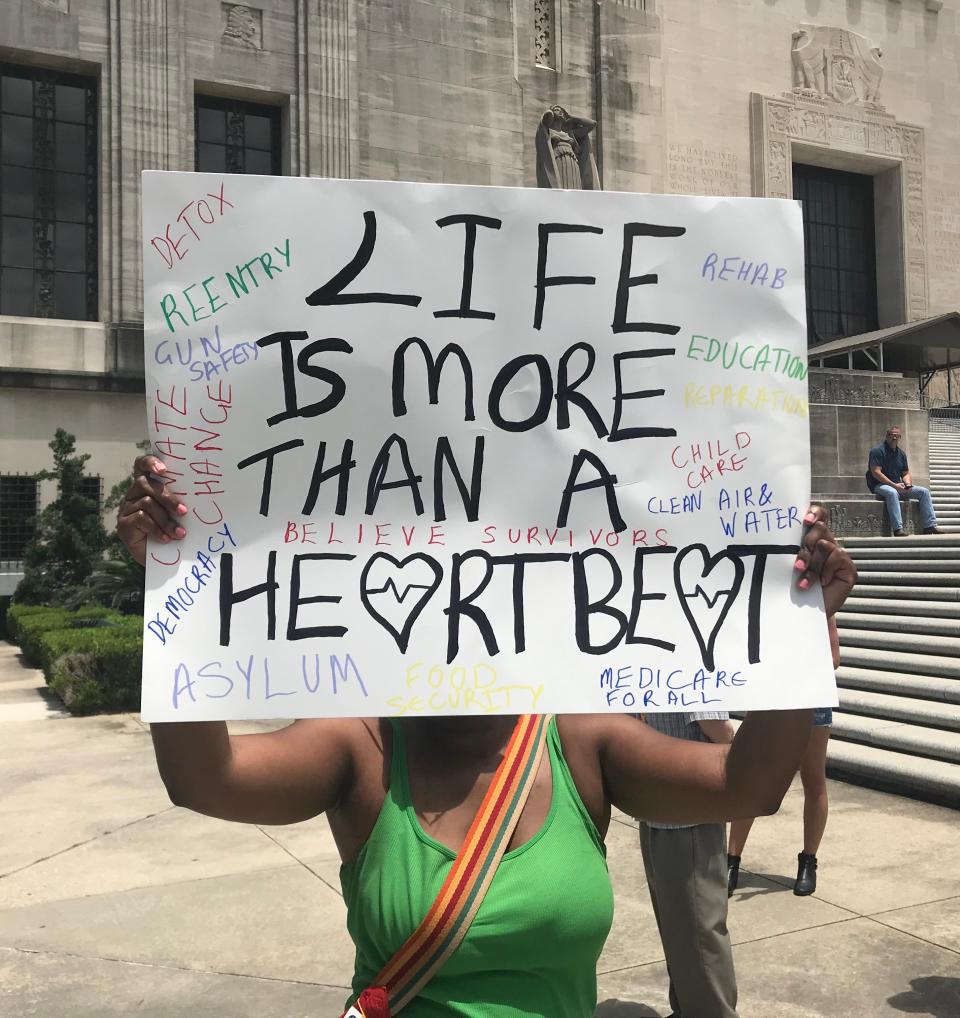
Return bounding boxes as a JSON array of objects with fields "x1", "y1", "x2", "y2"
[{"x1": 1, "y1": 0, "x2": 958, "y2": 587}]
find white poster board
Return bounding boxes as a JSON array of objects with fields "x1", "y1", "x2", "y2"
[{"x1": 141, "y1": 172, "x2": 836, "y2": 721}]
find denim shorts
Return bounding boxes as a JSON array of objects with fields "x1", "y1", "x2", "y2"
[{"x1": 813, "y1": 708, "x2": 833, "y2": 727}]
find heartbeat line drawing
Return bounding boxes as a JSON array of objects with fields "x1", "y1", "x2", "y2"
[
  {"x1": 683, "y1": 585, "x2": 737, "y2": 610},
  {"x1": 674, "y1": 545, "x2": 745, "y2": 670},
  {"x1": 364, "y1": 577, "x2": 437, "y2": 603},
  {"x1": 360, "y1": 553, "x2": 443, "y2": 651}
]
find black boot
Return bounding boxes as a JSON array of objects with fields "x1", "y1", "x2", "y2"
[
  {"x1": 727, "y1": 854, "x2": 741, "y2": 898},
  {"x1": 794, "y1": 851, "x2": 817, "y2": 896}
]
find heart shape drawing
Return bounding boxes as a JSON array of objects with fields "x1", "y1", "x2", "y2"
[
  {"x1": 360, "y1": 553, "x2": 443, "y2": 652},
  {"x1": 673, "y1": 545, "x2": 745, "y2": 671}
]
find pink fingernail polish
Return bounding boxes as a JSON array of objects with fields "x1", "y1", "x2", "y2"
[
  {"x1": 177, "y1": 504, "x2": 188, "y2": 515},
  {"x1": 798, "y1": 577, "x2": 810, "y2": 590},
  {"x1": 174, "y1": 526, "x2": 186, "y2": 538},
  {"x1": 804, "y1": 512, "x2": 816, "y2": 523},
  {"x1": 155, "y1": 462, "x2": 167, "y2": 472},
  {"x1": 794, "y1": 558, "x2": 806, "y2": 571}
]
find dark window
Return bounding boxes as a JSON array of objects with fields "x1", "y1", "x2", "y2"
[
  {"x1": 77, "y1": 475, "x2": 103, "y2": 512},
  {"x1": 0, "y1": 63, "x2": 98, "y2": 321},
  {"x1": 0, "y1": 475, "x2": 39, "y2": 561},
  {"x1": 195, "y1": 95, "x2": 281, "y2": 175},
  {"x1": 793, "y1": 164, "x2": 878, "y2": 345}
]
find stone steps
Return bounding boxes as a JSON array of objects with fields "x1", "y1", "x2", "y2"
[
  {"x1": 838, "y1": 687, "x2": 960, "y2": 731},
  {"x1": 841, "y1": 584, "x2": 960, "y2": 602},
  {"x1": 837, "y1": 626, "x2": 960, "y2": 657},
  {"x1": 840, "y1": 597, "x2": 960, "y2": 618},
  {"x1": 831, "y1": 711, "x2": 960, "y2": 765},
  {"x1": 852, "y1": 559, "x2": 960, "y2": 572},
  {"x1": 838, "y1": 644, "x2": 960, "y2": 680},
  {"x1": 826, "y1": 430, "x2": 960, "y2": 805},
  {"x1": 826, "y1": 739, "x2": 960, "y2": 805},
  {"x1": 835, "y1": 664, "x2": 960, "y2": 705},
  {"x1": 836, "y1": 611, "x2": 960, "y2": 635},
  {"x1": 852, "y1": 570, "x2": 960, "y2": 586}
]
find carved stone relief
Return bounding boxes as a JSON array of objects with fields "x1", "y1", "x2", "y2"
[
  {"x1": 667, "y1": 143, "x2": 741, "y2": 196},
  {"x1": 752, "y1": 27, "x2": 929, "y2": 320},
  {"x1": 792, "y1": 25, "x2": 883, "y2": 107},
  {"x1": 222, "y1": 3, "x2": 262, "y2": 50},
  {"x1": 534, "y1": 0, "x2": 555, "y2": 67}
]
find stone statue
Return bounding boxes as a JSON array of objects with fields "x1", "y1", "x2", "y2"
[
  {"x1": 223, "y1": 4, "x2": 262, "y2": 50},
  {"x1": 792, "y1": 25, "x2": 883, "y2": 106},
  {"x1": 535, "y1": 105, "x2": 601, "y2": 190}
]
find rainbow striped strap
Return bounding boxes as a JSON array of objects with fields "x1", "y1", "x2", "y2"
[{"x1": 369, "y1": 713, "x2": 553, "y2": 1015}]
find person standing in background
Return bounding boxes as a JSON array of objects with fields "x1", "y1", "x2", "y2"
[
  {"x1": 727, "y1": 709, "x2": 832, "y2": 898},
  {"x1": 639, "y1": 711, "x2": 738, "y2": 1018}
]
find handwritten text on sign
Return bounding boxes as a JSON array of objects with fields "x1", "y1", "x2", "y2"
[{"x1": 141, "y1": 173, "x2": 835, "y2": 721}]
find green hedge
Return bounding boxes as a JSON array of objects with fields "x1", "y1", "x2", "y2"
[
  {"x1": 8, "y1": 604, "x2": 142, "y2": 715},
  {"x1": 47, "y1": 631, "x2": 142, "y2": 715},
  {"x1": 6, "y1": 603, "x2": 59, "y2": 643}
]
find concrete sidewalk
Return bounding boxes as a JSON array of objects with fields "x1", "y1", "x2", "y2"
[{"x1": 1, "y1": 643, "x2": 958, "y2": 1017}]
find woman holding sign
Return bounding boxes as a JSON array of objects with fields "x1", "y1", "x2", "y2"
[{"x1": 119, "y1": 455, "x2": 854, "y2": 1018}]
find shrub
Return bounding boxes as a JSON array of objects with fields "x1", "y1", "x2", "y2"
[
  {"x1": 6, "y1": 603, "x2": 60, "y2": 643},
  {"x1": 13, "y1": 609, "x2": 74, "y2": 666},
  {"x1": 8, "y1": 604, "x2": 142, "y2": 714},
  {"x1": 46, "y1": 631, "x2": 142, "y2": 714},
  {"x1": 37, "y1": 619, "x2": 137, "y2": 675}
]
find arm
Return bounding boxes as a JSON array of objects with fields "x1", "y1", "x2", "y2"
[
  {"x1": 696, "y1": 718, "x2": 735, "y2": 744},
  {"x1": 871, "y1": 464, "x2": 902, "y2": 489},
  {"x1": 596, "y1": 710, "x2": 813, "y2": 824},
  {"x1": 150, "y1": 718, "x2": 358, "y2": 825},
  {"x1": 597, "y1": 506, "x2": 856, "y2": 825},
  {"x1": 119, "y1": 455, "x2": 358, "y2": 825}
]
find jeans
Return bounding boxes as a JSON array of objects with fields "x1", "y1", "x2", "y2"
[{"x1": 874, "y1": 484, "x2": 937, "y2": 531}]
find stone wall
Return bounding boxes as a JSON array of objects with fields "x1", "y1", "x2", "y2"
[
  {"x1": 808, "y1": 366, "x2": 929, "y2": 535},
  {"x1": 662, "y1": 0, "x2": 960, "y2": 323},
  {"x1": 2, "y1": 0, "x2": 957, "y2": 532}
]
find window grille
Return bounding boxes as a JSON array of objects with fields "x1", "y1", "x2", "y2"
[
  {"x1": 793, "y1": 163, "x2": 879, "y2": 345},
  {"x1": 0, "y1": 62, "x2": 98, "y2": 320},
  {"x1": 0, "y1": 474, "x2": 39, "y2": 562},
  {"x1": 195, "y1": 95, "x2": 282, "y2": 175},
  {"x1": 77, "y1": 474, "x2": 103, "y2": 512},
  {"x1": 534, "y1": 0, "x2": 555, "y2": 68}
]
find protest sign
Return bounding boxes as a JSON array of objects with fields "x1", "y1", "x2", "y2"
[{"x1": 141, "y1": 171, "x2": 835, "y2": 721}]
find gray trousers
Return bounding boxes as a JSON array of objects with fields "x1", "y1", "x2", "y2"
[{"x1": 639, "y1": 822, "x2": 739, "y2": 1018}]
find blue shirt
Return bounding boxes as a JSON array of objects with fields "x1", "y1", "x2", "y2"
[{"x1": 866, "y1": 441, "x2": 908, "y2": 493}]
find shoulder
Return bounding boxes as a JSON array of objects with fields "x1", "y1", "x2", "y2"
[
  {"x1": 868, "y1": 443, "x2": 884, "y2": 458},
  {"x1": 555, "y1": 714, "x2": 646, "y2": 832}
]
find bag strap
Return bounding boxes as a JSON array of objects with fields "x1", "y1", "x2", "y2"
[{"x1": 367, "y1": 713, "x2": 553, "y2": 1015}]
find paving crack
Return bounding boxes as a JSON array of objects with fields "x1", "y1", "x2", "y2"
[
  {"x1": 867, "y1": 892, "x2": 960, "y2": 918},
  {"x1": 0, "y1": 807, "x2": 175, "y2": 881},
  {"x1": 596, "y1": 914, "x2": 864, "y2": 976},
  {"x1": 255, "y1": 826, "x2": 344, "y2": 898},
  {"x1": 865, "y1": 914, "x2": 960, "y2": 957},
  {"x1": 0, "y1": 943, "x2": 352, "y2": 989}
]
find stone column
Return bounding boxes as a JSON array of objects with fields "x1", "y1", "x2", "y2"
[
  {"x1": 107, "y1": 0, "x2": 186, "y2": 339},
  {"x1": 594, "y1": 0, "x2": 663, "y2": 194},
  {"x1": 295, "y1": 0, "x2": 353, "y2": 178}
]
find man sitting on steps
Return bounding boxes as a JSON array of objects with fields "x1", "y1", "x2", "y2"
[{"x1": 866, "y1": 425, "x2": 943, "y2": 537}]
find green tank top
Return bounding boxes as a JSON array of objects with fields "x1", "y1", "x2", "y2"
[{"x1": 339, "y1": 718, "x2": 614, "y2": 1017}]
